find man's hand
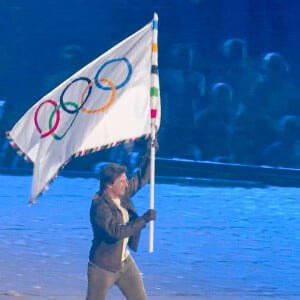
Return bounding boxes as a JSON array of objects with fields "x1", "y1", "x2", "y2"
[
  {"x1": 142, "y1": 209, "x2": 156, "y2": 222},
  {"x1": 146, "y1": 137, "x2": 159, "y2": 155}
]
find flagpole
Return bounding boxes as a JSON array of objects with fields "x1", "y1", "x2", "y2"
[
  {"x1": 149, "y1": 12, "x2": 159, "y2": 253},
  {"x1": 149, "y1": 136, "x2": 155, "y2": 253}
]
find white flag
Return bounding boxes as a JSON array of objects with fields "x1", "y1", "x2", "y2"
[{"x1": 7, "y1": 13, "x2": 160, "y2": 203}]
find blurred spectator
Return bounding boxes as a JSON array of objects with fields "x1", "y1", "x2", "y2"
[
  {"x1": 232, "y1": 51, "x2": 300, "y2": 164},
  {"x1": 108, "y1": 140, "x2": 143, "y2": 176},
  {"x1": 159, "y1": 43, "x2": 205, "y2": 159},
  {"x1": 43, "y1": 44, "x2": 85, "y2": 93},
  {"x1": 214, "y1": 38, "x2": 258, "y2": 114},
  {"x1": 249, "y1": 52, "x2": 300, "y2": 118},
  {"x1": 194, "y1": 82, "x2": 233, "y2": 161},
  {"x1": 92, "y1": 139, "x2": 147, "y2": 177},
  {"x1": 260, "y1": 115, "x2": 300, "y2": 168}
]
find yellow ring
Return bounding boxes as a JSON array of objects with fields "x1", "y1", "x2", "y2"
[{"x1": 80, "y1": 78, "x2": 116, "y2": 114}]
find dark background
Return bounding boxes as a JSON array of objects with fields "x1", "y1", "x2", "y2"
[{"x1": 1, "y1": 0, "x2": 300, "y2": 167}]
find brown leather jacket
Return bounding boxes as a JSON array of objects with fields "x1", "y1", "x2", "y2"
[{"x1": 88, "y1": 154, "x2": 150, "y2": 272}]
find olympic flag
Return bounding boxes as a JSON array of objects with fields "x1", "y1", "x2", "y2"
[{"x1": 7, "y1": 13, "x2": 160, "y2": 204}]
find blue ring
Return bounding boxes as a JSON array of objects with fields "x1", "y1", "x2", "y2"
[
  {"x1": 60, "y1": 77, "x2": 92, "y2": 114},
  {"x1": 94, "y1": 57, "x2": 132, "y2": 90}
]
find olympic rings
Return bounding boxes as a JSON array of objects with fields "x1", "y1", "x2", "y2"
[{"x1": 33, "y1": 57, "x2": 133, "y2": 139}]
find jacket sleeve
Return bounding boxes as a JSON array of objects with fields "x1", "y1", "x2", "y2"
[
  {"x1": 127, "y1": 146, "x2": 151, "y2": 197},
  {"x1": 94, "y1": 201, "x2": 146, "y2": 241}
]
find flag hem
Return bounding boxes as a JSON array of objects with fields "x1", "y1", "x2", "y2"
[{"x1": 6, "y1": 130, "x2": 151, "y2": 203}]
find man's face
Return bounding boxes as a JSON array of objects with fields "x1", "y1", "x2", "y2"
[{"x1": 108, "y1": 173, "x2": 129, "y2": 198}]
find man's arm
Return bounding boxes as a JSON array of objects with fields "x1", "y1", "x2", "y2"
[
  {"x1": 94, "y1": 203, "x2": 155, "y2": 241},
  {"x1": 127, "y1": 138, "x2": 158, "y2": 196}
]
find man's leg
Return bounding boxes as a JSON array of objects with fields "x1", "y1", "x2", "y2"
[
  {"x1": 116, "y1": 256, "x2": 147, "y2": 300},
  {"x1": 86, "y1": 262, "x2": 117, "y2": 300}
]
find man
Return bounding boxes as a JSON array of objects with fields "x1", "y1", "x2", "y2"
[{"x1": 86, "y1": 139, "x2": 157, "y2": 300}]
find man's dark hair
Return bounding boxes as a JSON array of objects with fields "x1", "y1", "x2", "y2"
[{"x1": 99, "y1": 163, "x2": 127, "y2": 192}]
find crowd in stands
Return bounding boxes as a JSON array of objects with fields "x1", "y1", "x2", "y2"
[
  {"x1": 158, "y1": 39, "x2": 300, "y2": 169},
  {"x1": 1, "y1": 37, "x2": 300, "y2": 172}
]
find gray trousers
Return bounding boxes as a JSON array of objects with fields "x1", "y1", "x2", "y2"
[{"x1": 86, "y1": 255, "x2": 147, "y2": 300}]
